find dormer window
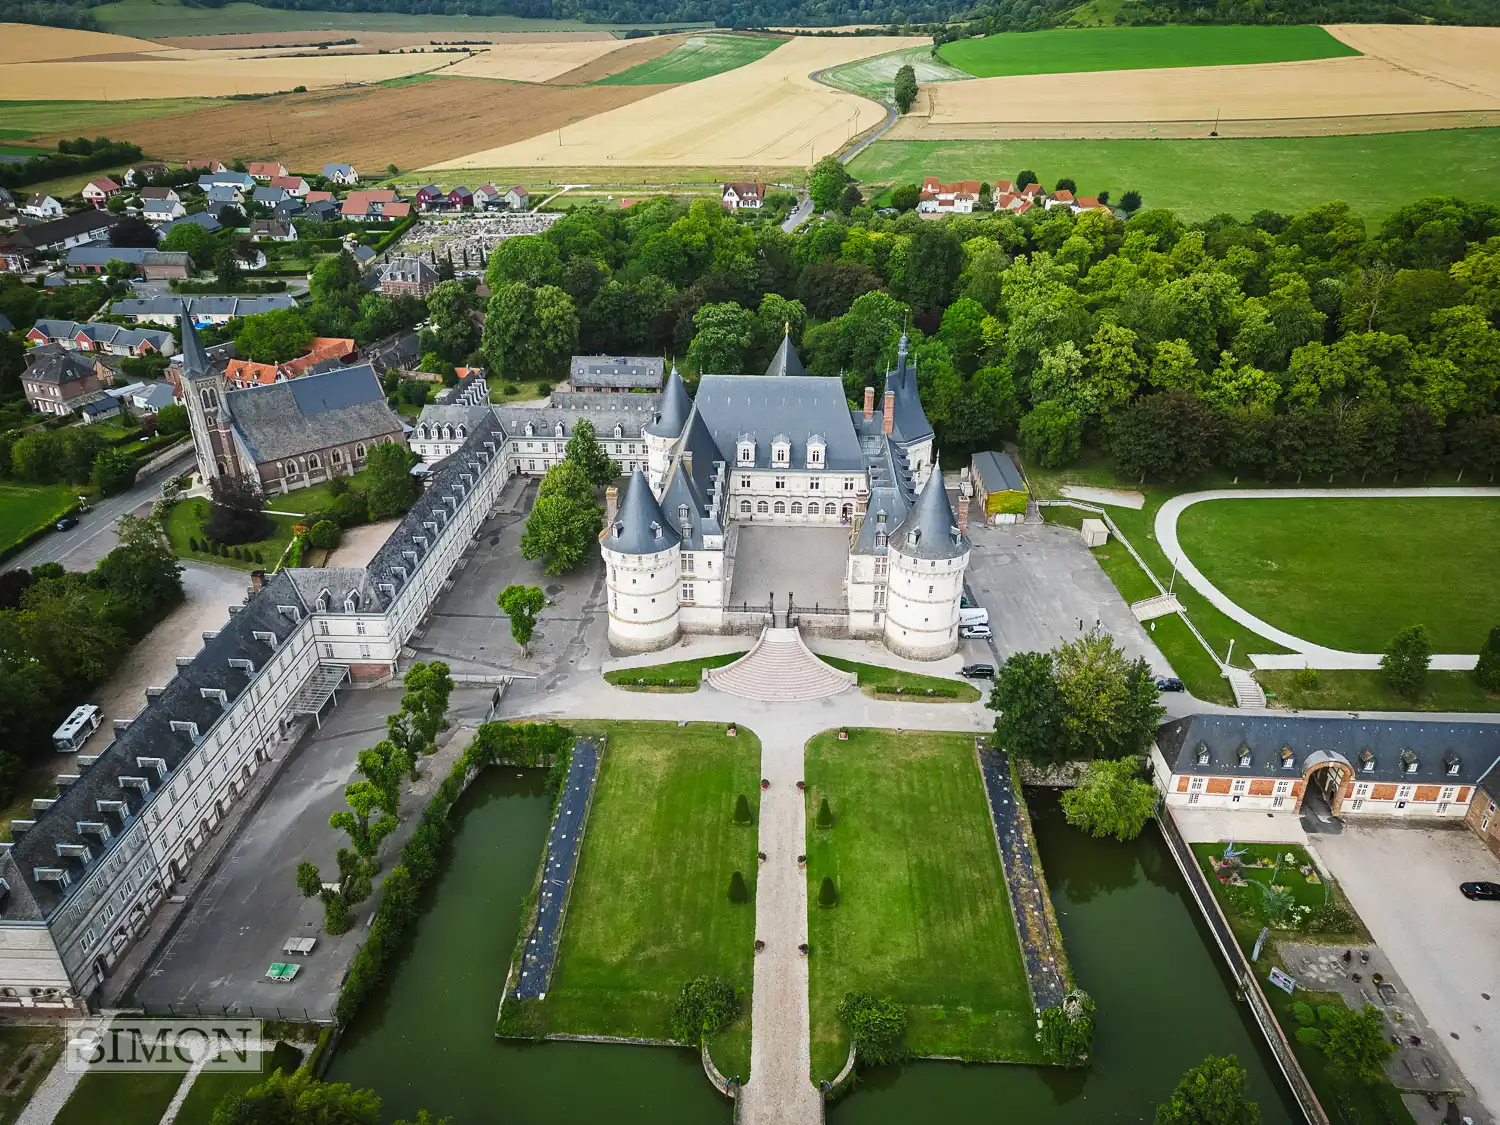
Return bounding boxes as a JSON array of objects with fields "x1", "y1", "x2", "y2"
[
  {"x1": 875, "y1": 532, "x2": 887, "y2": 549},
  {"x1": 1236, "y1": 745, "x2": 1251, "y2": 768},
  {"x1": 737, "y1": 437, "x2": 755, "y2": 466},
  {"x1": 554, "y1": 422, "x2": 564, "y2": 437},
  {"x1": 1443, "y1": 749, "x2": 1461, "y2": 776},
  {"x1": 771, "y1": 435, "x2": 790, "y2": 466},
  {"x1": 1280, "y1": 746, "x2": 1294, "y2": 769},
  {"x1": 614, "y1": 423, "x2": 624, "y2": 438},
  {"x1": 806, "y1": 435, "x2": 825, "y2": 468},
  {"x1": 524, "y1": 421, "x2": 535, "y2": 437},
  {"x1": 1399, "y1": 748, "x2": 1418, "y2": 774},
  {"x1": 1359, "y1": 747, "x2": 1375, "y2": 772},
  {"x1": 1194, "y1": 742, "x2": 1210, "y2": 767},
  {"x1": 678, "y1": 505, "x2": 689, "y2": 521}
]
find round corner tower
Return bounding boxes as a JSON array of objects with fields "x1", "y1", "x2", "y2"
[
  {"x1": 882, "y1": 462, "x2": 970, "y2": 660},
  {"x1": 602, "y1": 470, "x2": 682, "y2": 652}
]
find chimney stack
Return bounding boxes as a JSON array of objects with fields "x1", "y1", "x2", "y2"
[
  {"x1": 249, "y1": 569, "x2": 264, "y2": 593},
  {"x1": 882, "y1": 390, "x2": 895, "y2": 436},
  {"x1": 957, "y1": 493, "x2": 971, "y2": 536},
  {"x1": 604, "y1": 484, "x2": 619, "y2": 528},
  {"x1": 863, "y1": 386, "x2": 875, "y2": 421}
]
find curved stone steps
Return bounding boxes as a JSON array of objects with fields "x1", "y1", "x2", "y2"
[{"x1": 704, "y1": 627, "x2": 855, "y2": 702}]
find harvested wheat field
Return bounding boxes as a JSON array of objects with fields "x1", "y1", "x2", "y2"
[
  {"x1": 1324, "y1": 24, "x2": 1500, "y2": 101},
  {"x1": 430, "y1": 35, "x2": 925, "y2": 170},
  {"x1": 89, "y1": 77, "x2": 661, "y2": 171},
  {"x1": 0, "y1": 22, "x2": 165, "y2": 63},
  {"x1": 445, "y1": 39, "x2": 634, "y2": 83},
  {"x1": 546, "y1": 32, "x2": 690, "y2": 84},
  {"x1": 887, "y1": 54, "x2": 1500, "y2": 142},
  {"x1": 157, "y1": 30, "x2": 616, "y2": 49}
]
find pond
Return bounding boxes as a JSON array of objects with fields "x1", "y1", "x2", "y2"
[{"x1": 329, "y1": 776, "x2": 1299, "y2": 1125}]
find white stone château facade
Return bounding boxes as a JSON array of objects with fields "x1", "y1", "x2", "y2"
[{"x1": 606, "y1": 333, "x2": 970, "y2": 659}]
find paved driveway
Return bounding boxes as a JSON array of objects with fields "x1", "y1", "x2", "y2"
[{"x1": 1313, "y1": 823, "x2": 1500, "y2": 1118}]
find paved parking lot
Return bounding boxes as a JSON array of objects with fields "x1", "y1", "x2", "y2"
[{"x1": 1314, "y1": 823, "x2": 1500, "y2": 1118}]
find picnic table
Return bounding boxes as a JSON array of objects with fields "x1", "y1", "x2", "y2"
[
  {"x1": 265, "y1": 962, "x2": 300, "y2": 983},
  {"x1": 282, "y1": 937, "x2": 317, "y2": 956}
]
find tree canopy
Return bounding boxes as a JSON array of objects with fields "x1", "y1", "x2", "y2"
[
  {"x1": 1155, "y1": 1054, "x2": 1262, "y2": 1125},
  {"x1": 1061, "y1": 757, "x2": 1160, "y2": 841}
]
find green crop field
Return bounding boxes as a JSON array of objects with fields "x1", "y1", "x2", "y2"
[
  {"x1": 819, "y1": 44, "x2": 969, "y2": 100},
  {"x1": 848, "y1": 130, "x2": 1500, "y2": 220},
  {"x1": 523, "y1": 721, "x2": 761, "y2": 1078},
  {"x1": 0, "y1": 99, "x2": 217, "y2": 141},
  {"x1": 1176, "y1": 497, "x2": 1500, "y2": 654},
  {"x1": 938, "y1": 26, "x2": 1358, "y2": 78},
  {"x1": 597, "y1": 34, "x2": 785, "y2": 86},
  {"x1": 805, "y1": 728, "x2": 1036, "y2": 1081}
]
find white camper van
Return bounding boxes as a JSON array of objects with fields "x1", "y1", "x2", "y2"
[{"x1": 959, "y1": 607, "x2": 989, "y2": 628}]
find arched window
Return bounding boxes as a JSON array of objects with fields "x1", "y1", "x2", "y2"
[
  {"x1": 282, "y1": 461, "x2": 294, "y2": 477},
  {"x1": 331, "y1": 448, "x2": 343, "y2": 465},
  {"x1": 790, "y1": 502, "x2": 802, "y2": 515},
  {"x1": 773, "y1": 501, "x2": 786, "y2": 514},
  {"x1": 740, "y1": 500, "x2": 751, "y2": 514},
  {"x1": 841, "y1": 504, "x2": 853, "y2": 518},
  {"x1": 308, "y1": 454, "x2": 320, "y2": 469},
  {"x1": 200, "y1": 387, "x2": 217, "y2": 409},
  {"x1": 825, "y1": 502, "x2": 837, "y2": 515},
  {"x1": 756, "y1": 501, "x2": 769, "y2": 514},
  {"x1": 216, "y1": 459, "x2": 226, "y2": 476},
  {"x1": 356, "y1": 442, "x2": 366, "y2": 459}
]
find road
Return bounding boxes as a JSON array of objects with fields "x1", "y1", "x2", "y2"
[
  {"x1": 781, "y1": 195, "x2": 813, "y2": 233},
  {"x1": 13, "y1": 446, "x2": 194, "y2": 571}
]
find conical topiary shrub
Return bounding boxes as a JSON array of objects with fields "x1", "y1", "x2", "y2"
[
  {"x1": 733, "y1": 794, "x2": 752, "y2": 825},
  {"x1": 728, "y1": 871, "x2": 749, "y2": 904},
  {"x1": 816, "y1": 797, "x2": 834, "y2": 828},
  {"x1": 233, "y1": 546, "x2": 244, "y2": 560},
  {"x1": 188, "y1": 536, "x2": 199, "y2": 552},
  {"x1": 254, "y1": 550, "x2": 264, "y2": 564},
  {"x1": 818, "y1": 876, "x2": 838, "y2": 908}
]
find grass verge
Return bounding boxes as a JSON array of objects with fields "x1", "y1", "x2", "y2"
[
  {"x1": 517, "y1": 720, "x2": 760, "y2": 1079},
  {"x1": 0, "y1": 1026, "x2": 62, "y2": 1125},
  {"x1": 805, "y1": 728, "x2": 1037, "y2": 1082},
  {"x1": 818, "y1": 655, "x2": 981, "y2": 702},
  {"x1": 604, "y1": 651, "x2": 745, "y2": 692}
]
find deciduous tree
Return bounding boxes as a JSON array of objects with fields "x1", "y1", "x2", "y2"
[
  {"x1": 1061, "y1": 757, "x2": 1159, "y2": 841},
  {"x1": 893, "y1": 63, "x2": 918, "y2": 113},
  {"x1": 1319, "y1": 1003, "x2": 1395, "y2": 1084},
  {"x1": 989, "y1": 651, "x2": 1068, "y2": 767},
  {"x1": 563, "y1": 418, "x2": 618, "y2": 487},
  {"x1": 499, "y1": 584, "x2": 546, "y2": 655},
  {"x1": 1380, "y1": 624, "x2": 1432, "y2": 699},
  {"x1": 364, "y1": 442, "x2": 416, "y2": 521},
  {"x1": 1155, "y1": 1054, "x2": 1262, "y2": 1125}
]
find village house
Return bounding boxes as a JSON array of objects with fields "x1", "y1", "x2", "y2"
[
  {"x1": 111, "y1": 294, "x2": 298, "y2": 326},
  {"x1": 0, "y1": 211, "x2": 117, "y2": 271},
  {"x1": 247, "y1": 161, "x2": 289, "y2": 182},
  {"x1": 204, "y1": 186, "x2": 244, "y2": 209},
  {"x1": 993, "y1": 192, "x2": 1035, "y2": 216},
  {"x1": 21, "y1": 344, "x2": 118, "y2": 415},
  {"x1": 21, "y1": 195, "x2": 64, "y2": 221},
  {"x1": 269, "y1": 176, "x2": 309, "y2": 197},
  {"x1": 503, "y1": 186, "x2": 530, "y2": 212},
  {"x1": 447, "y1": 186, "x2": 473, "y2": 210},
  {"x1": 1153, "y1": 713, "x2": 1500, "y2": 820},
  {"x1": 473, "y1": 185, "x2": 502, "y2": 210},
  {"x1": 66, "y1": 247, "x2": 192, "y2": 279},
  {"x1": 185, "y1": 159, "x2": 229, "y2": 173},
  {"x1": 0, "y1": 190, "x2": 15, "y2": 231},
  {"x1": 566, "y1": 355, "x2": 665, "y2": 394},
  {"x1": 990, "y1": 179, "x2": 1014, "y2": 201},
  {"x1": 157, "y1": 211, "x2": 221, "y2": 238},
  {"x1": 223, "y1": 337, "x2": 355, "y2": 388},
  {"x1": 1044, "y1": 189, "x2": 1074, "y2": 210},
  {"x1": 123, "y1": 163, "x2": 167, "y2": 187},
  {"x1": 917, "y1": 177, "x2": 981, "y2": 214},
  {"x1": 250, "y1": 219, "x2": 297, "y2": 242},
  {"x1": 252, "y1": 186, "x2": 288, "y2": 208},
  {"x1": 322, "y1": 163, "x2": 359, "y2": 185},
  {"x1": 722, "y1": 182, "x2": 765, "y2": 211},
  {"x1": 1072, "y1": 195, "x2": 1111, "y2": 214},
  {"x1": 340, "y1": 190, "x2": 409, "y2": 222},
  {"x1": 379, "y1": 256, "x2": 439, "y2": 299},
  {"x1": 26, "y1": 319, "x2": 175, "y2": 357},
  {"x1": 198, "y1": 171, "x2": 255, "y2": 193},
  {"x1": 81, "y1": 178, "x2": 121, "y2": 208}
]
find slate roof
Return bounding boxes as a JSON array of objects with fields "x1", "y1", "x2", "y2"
[
  {"x1": 0, "y1": 312, "x2": 12, "y2": 333},
  {"x1": 157, "y1": 211, "x2": 221, "y2": 235},
  {"x1": 381, "y1": 257, "x2": 437, "y2": 286},
  {"x1": 606, "y1": 469, "x2": 679, "y2": 556},
  {"x1": 414, "y1": 403, "x2": 491, "y2": 437},
  {"x1": 112, "y1": 295, "x2": 298, "y2": 320},
  {"x1": 23, "y1": 344, "x2": 102, "y2": 386},
  {"x1": 645, "y1": 365, "x2": 690, "y2": 438},
  {"x1": 322, "y1": 163, "x2": 355, "y2": 179},
  {"x1": 491, "y1": 394, "x2": 658, "y2": 443},
  {"x1": 657, "y1": 409, "x2": 727, "y2": 552},
  {"x1": 30, "y1": 319, "x2": 171, "y2": 353},
  {"x1": 67, "y1": 246, "x2": 151, "y2": 267},
  {"x1": 883, "y1": 335, "x2": 933, "y2": 445},
  {"x1": 1156, "y1": 713, "x2": 1500, "y2": 786},
  {"x1": 1, "y1": 572, "x2": 308, "y2": 921},
  {"x1": 693, "y1": 372, "x2": 862, "y2": 472},
  {"x1": 1, "y1": 210, "x2": 116, "y2": 253},
  {"x1": 762, "y1": 331, "x2": 805, "y2": 378},
  {"x1": 568, "y1": 354, "x2": 664, "y2": 391},
  {"x1": 252, "y1": 186, "x2": 288, "y2": 206},
  {"x1": 972, "y1": 449, "x2": 1026, "y2": 494},
  {"x1": 894, "y1": 457, "x2": 966, "y2": 560},
  {"x1": 224, "y1": 364, "x2": 401, "y2": 464}
]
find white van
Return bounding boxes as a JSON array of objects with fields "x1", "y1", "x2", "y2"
[{"x1": 959, "y1": 607, "x2": 989, "y2": 628}]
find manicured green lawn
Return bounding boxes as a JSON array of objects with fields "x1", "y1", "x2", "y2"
[
  {"x1": 529, "y1": 721, "x2": 760, "y2": 1079},
  {"x1": 1177, "y1": 497, "x2": 1500, "y2": 653},
  {"x1": 938, "y1": 26, "x2": 1357, "y2": 78},
  {"x1": 1259, "y1": 668, "x2": 1500, "y2": 713},
  {"x1": 818, "y1": 656, "x2": 982, "y2": 702},
  {"x1": 597, "y1": 34, "x2": 785, "y2": 86},
  {"x1": 0, "y1": 482, "x2": 77, "y2": 556},
  {"x1": 164, "y1": 498, "x2": 300, "y2": 571},
  {"x1": 0, "y1": 1026, "x2": 62, "y2": 1125},
  {"x1": 805, "y1": 728, "x2": 1036, "y2": 1081},
  {"x1": 266, "y1": 469, "x2": 372, "y2": 516},
  {"x1": 820, "y1": 45, "x2": 969, "y2": 100},
  {"x1": 54, "y1": 1071, "x2": 184, "y2": 1125},
  {"x1": 173, "y1": 1042, "x2": 304, "y2": 1125},
  {"x1": 847, "y1": 129, "x2": 1500, "y2": 221},
  {"x1": 604, "y1": 651, "x2": 745, "y2": 691}
]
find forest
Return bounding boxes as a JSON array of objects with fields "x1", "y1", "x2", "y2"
[{"x1": 462, "y1": 180, "x2": 1500, "y2": 489}]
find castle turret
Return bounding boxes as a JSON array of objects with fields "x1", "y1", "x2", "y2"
[
  {"x1": 883, "y1": 457, "x2": 969, "y2": 660},
  {"x1": 602, "y1": 469, "x2": 682, "y2": 651},
  {"x1": 644, "y1": 365, "x2": 690, "y2": 494}
]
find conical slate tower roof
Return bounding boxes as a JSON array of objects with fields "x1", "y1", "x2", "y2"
[
  {"x1": 884, "y1": 332, "x2": 932, "y2": 442},
  {"x1": 606, "y1": 469, "x2": 680, "y2": 555},
  {"x1": 895, "y1": 457, "x2": 966, "y2": 560},
  {"x1": 645, "y1": 364, "x2": 691, "y2": 438},
  {"x1": 179, "y1": 299, "x2": 211, "y2": 379},
  {"x1": 762, "y1": 327, "x2": 805, "y2": 378}
]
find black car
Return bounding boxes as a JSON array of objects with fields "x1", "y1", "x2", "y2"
[
  {"x1": 1155, "y1": 676, "x2": 1185, "y2": 692},
  {"x1": 1460, "y1": 881, "x2": 1500, "y2": 901},
  {"x1": 959, "y1": 663, "x2": 995, "y2": 680},
  {"x1": 54, "y1": 516, "x2": 78, "y2": 532}
]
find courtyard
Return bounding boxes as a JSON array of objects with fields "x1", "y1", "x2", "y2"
[
  {"x1": 728, "y1": 524, "x2": 850, "y2": 610},
  {"x1": 803, "y1": 728, "x2": 1036, "y2": 1080}
]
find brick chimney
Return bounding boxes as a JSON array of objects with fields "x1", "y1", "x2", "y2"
[
  {"x1": 863, "y1": 386, "x2": 875, "y2": 421},
  {"x1": 882, "y1": 389, "x2": 895, "y2": 436},
  {"x1": 249, "y1": 569, "x2": 265, "y2": 593},
  {"x1": 603, "y1": 484, "x2": 619, "y2": 529},
  {"x1": 957, "y1": 493, "x2": 970, "y2": 536}
]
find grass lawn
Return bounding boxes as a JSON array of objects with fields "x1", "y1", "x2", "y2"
[
  {"x1": 1189, "y1": 841, "x2": 1368, "y2": 946},
  {"x1": 526, "y1": 721, "x2": 761, "y2": 1079},
  {"x1": 54, "y1": 1071, "x2": 185, "y2": 1125},
  {"x1": 1259, "y1": 668, "x2": 1500, "y2": 713},
  {"x1": 1176, "y1": 497, "x2": 1500, "y2": 653},
  {"x1": 847, "y1": 129, "x2": 1500, "y2": 222},
  {"x1": 604, "y1": 651, "x2": 745, "y2": 692},
  {"x1": 164, "y1": 498, "x2": 300, "y2": 571},
  {"x1": 266, "y1": 469, "x2": 372, "y2": 516},
  {"x1": 938, "y1": 26, "x2": 1356, "y2": 78},
  {"x1": 819, "y1": 45, "x2": 969, "y2": 100},
  {"x1": 597, "y1": 34, "x2": 785, "y2": 86},
  {"x1": 818, "y1": 656, "x2": 982, "y2": 702},
  {"x1": 0, "y1": 482, "x2": 78, "y2": 556},
  {"x1": 172, "y1": 1042, "x2": 303, "y2": 1125},
  {"x1": 0, "y1": 1026, "x2": 62, "y2": 1125},
  {"x1": 805, "y1": 728, "x2": 1036, "y2": 1081}
]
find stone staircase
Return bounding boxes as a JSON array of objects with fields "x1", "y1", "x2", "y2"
[
  {"x1": 704, "y1": 627, "x2": 856, "y2": 702},
  {"x1": 1225, "y1": 668, "x2": 1268, "y2": 710}
]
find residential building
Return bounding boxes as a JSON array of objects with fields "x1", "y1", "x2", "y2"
[
  {"x1": 473, "y1": 185, "x2": 502, "y2": 210},
  {"x1": 26, "y1": 320, "x2": 175, "y2": 357},
  {"x1": 184, "y1": 159, "x2": 229, "y2": 173},
  {"x1": 1044, "y1": 189, "x2": 1074, "y2": 210},
  {"x1": 108, "y1": 379, "x2": 176, "y2": 413},
  {"x1": 340, "y1": 191, "x2": 407, "y2": 222},
  {"x1": 250, "y1": 219, "x2": 297, "y2": 242},
  {"x1": 378, "y1": 256, "x2": 438, "y2": 299},
  {"x1": 197, "y1": 172, "x2": 254, "y2": 193},
  {"x1": 204, "y1": 186, "x2": 243, "y2": 209},
  {"x1": 157, "y1": 212, "x2": 222, "y2": 238},
  {"x1": 917, "y1": 177, "x2": 981, "y2": 214},
  {"x1": 223, "y1": 338, "x2": 355, "y2": 388},
  {"x1": 81, "y1": 178, "x2": 121, "y2": 208},
  {"x1": 1153, "y1": 713, "x2": 1500, "y2": 819},
  {"x1": 22, "y1": 195, "x2": 64, "y2": 220},
  {"x1": 967, "y1": 450, "x2": 1028, "y2": 525},
  {"x1": 0, "y1": 211, "x2": 116, "y2": 271},
  {"x1": 503, "y1": 186, "x2": 530, "y2": 212},
  {"x1": 722, "y1": 182, "x2": 765, "y2": 210},
  {"x1": 123, "y1": 164, "x2": 167, "y2": 187},
  {"x1": 111, "y1": 295, "x2": 298, "y2": 326},
  {"x1": 78, "y1": 395, "x2": 122, "y2": 424},
  {"x1": 566, "y1": 355, "x2": 665, "y2": 394},
  {"x1": 67, "y1": 248, "x2": 191, "y2": 279},
  {"x1": 269, "y1": 176, "x2": 309, "y2": 197},
  {"x1": 247, "y1": 162, "x2": 289, "y2": 182},
  {"x1": 251, "y1": 186, "x2": 288, "y2": 208},
  {"x1": 303, "y1": 198, "x2": 339, "y2": 222},
  {"x1": 446, "y1": 187, "x2": 473, "y2": 210},
  {"x1": 1072, "y1": 196, "x2": 1111, "y2": 213},
  {"x1": 21, "y1": 344, "x2": 117, "y2": 415},
  {"x1": 1465, "y1": 773, "x2": 1500, "y2": 860},
  {"x1": 322, "y1": 163, "x2": 359, "y2": 185},
  {"x1": 140, "y1": 193, "x2": 186, "y2": 222},
  {"x1": 991, "y1": 179, "x2": 1014, "y2": 201}
]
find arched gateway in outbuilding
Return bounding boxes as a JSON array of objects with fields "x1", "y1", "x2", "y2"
[{"x1": 1299, "y1": 749, "x2": 1352, "y2": 816}]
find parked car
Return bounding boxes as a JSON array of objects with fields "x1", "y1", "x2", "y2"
[
  {"x1": 54, "y1": 516, "x2": 78, "y2": 532},
  {"x1": 1460, "y1": 881, "x2": 1500, "y2": 901},
  {"x1": 960, "y1": 624, "x2": 992, "y2": 640},
  {"x1": 959, "y1": 663, "x2": 995, "y2": 679},
  {"x1": 1155, "y1": 676, "x2": 1185, "y2": 693}
]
